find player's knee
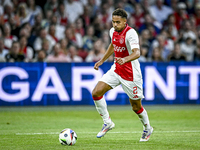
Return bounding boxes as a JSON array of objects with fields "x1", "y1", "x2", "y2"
[
  {"x1": 92, "y1": 90, "x2": 96, "y2": 97},
  {"x1": 92, "y1": 88, "x2": 100, "y2": 98},
  {"x1": 132, "y1": 105, "x2": 142, "y2": 113},
  {"x1": 132, "y1": 106, "x2": 138, "y2": 112},
  {"x1": 129, "y1": 98, "x2": 142, "y2": 113}
]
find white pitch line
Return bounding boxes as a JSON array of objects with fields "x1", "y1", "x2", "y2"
[
  {"x1": 16, "y1": 132, "x2": 60, "y2": 135},
  {"x1": 15, "y1": 130, "x2": 200, "y2": 135}
]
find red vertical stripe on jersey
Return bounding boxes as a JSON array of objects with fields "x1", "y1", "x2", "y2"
[{"x1": 112, "y1": 24, "x2": 134, "y2": 81}]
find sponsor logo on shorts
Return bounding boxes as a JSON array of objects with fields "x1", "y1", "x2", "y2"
[{"x1": 133, "y1": 95, "x2": 138, "y2": 98}]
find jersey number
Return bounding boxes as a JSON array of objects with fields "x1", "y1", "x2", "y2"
[{"x1": 133, "y1": 86, "x2": 138, "y2": 94}]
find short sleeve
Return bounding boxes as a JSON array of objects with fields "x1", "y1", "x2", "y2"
[
  {"x1": 126, "y1": 29, "x2": 140, "y2": 50},
  {"x1": 109, "y1": 27, "x2": 115, "y2": 42}
]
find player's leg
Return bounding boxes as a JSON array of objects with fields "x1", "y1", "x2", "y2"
[
  {"x1": 120, "y1": 78, "x2": 153, "y2": 142},
  {"x1": 92, "y1": 64, "x2": 120, "y2": 138},
  {"x1": 129, "y1": 99, "x2": 153, "y2": 142},
  {"x1": 129, "y1": 99, "x2": 151, "y2": 130},
  {"x1": 92, "y1": 81, "x2": 115, "y2": 138},
  {"x1": 92, "y1": 81, "x2": 112, "y2": 125}
]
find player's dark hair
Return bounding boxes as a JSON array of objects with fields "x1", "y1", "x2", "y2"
[{"x1": 112, "y1": 8, "x2": 128, "y2": 19}]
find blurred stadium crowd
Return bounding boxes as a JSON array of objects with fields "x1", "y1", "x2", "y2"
[{"x1": 0, "y1": 0, "x2": 200, "y2": 62}]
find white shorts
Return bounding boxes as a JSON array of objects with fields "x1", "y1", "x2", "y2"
[{"x1": 99, "y1": 64, "x2": 144, "y2": 100}]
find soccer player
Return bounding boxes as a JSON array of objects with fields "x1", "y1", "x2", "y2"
[{"x1": 92, "y1": 8, "x2": 153, "y2": 142}]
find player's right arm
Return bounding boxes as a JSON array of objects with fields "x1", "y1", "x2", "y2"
[{"x1": 94, "y1": 43, "x2": 114, "y2": 70}]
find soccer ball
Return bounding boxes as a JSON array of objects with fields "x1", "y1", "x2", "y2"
[{"x1": 59, "y1": 128, "x2": 77, "y2": 146}]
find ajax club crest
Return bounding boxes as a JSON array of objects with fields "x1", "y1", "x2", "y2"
[{"x1": 119, "y1": 38, "x2": 124, "y2": 44}]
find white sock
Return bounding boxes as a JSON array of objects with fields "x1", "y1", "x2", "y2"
[
  {"x1": 136, "y1": 107, "x2": 151, "y2": 130},
  {"x1": 93, "y1": 96, "x2": 111, "y2": 125}
]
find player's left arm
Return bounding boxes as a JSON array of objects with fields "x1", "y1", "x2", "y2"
[{"x1": 115, "y1": 29, "x2": 140, "y2": 65}]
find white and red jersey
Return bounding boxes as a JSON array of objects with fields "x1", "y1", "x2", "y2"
[{"x1": 110, "y1": 25, "x2": 142, "y2": 82}]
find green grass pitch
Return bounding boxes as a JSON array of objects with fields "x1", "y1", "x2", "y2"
[{"x1": 0, "y1": 105, "x2": 200, "y2": 150}]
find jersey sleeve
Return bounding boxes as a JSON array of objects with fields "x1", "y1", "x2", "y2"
[
  {"x1": 126, "y1": 29, "x2": 140, "y2": 50},
  {"x1": 109, "y1": 27, "x2": 115, "y2": 42}
]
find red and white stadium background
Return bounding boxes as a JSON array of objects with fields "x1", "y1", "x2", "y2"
[{"x1": 0, "y1": 62, "x2": 199, "y2": 106}]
